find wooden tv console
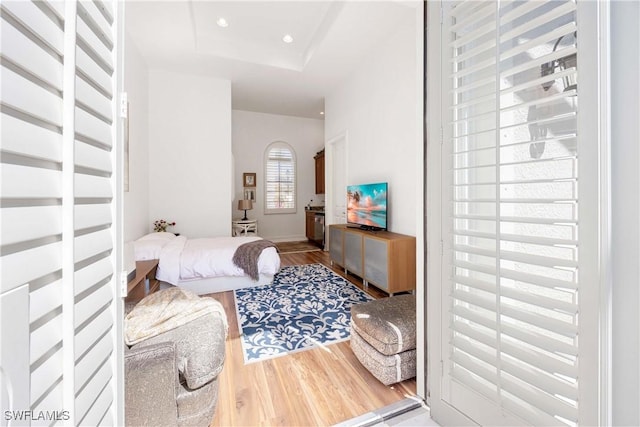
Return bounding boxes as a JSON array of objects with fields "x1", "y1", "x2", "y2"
[{"x1": 328, "y1": 224, "x2": 416, "y2": 294}]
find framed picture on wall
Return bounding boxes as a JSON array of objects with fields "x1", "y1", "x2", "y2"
[
  {"x1": 243, "y1": 172, "x2": 256, "y2": 187},
  {"x1": 244, "y1": 188, "x2": 256, "y2": 202}
]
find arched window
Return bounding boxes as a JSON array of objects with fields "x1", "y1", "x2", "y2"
[{"x1": 264, "y1": 141, "x2": 296, "y2": 214}]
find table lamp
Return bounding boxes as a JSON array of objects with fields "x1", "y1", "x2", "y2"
[{"x1": 237, "y1": 199, "x2": 253, "y2": 220}]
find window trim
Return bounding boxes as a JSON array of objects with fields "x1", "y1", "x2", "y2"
[{"x1": 263, "y1": 141, "x2": 297, "y2": 215}]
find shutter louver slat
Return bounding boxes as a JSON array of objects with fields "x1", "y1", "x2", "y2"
[
  {"x1": 76, "y1": 48, "x2": 113, "y2": 97},
  {"x1": 500, "y1": 268, "x2": 576, "y2": 291},
  {"x1": 75, "y1": 331, "x2": 113, "y2": 392},
  {"x1": 450, "y1": 0, "x2": 482, "y2": 18},
  {"x1": 1, "y1": 243, "x2": 62, "y2": 292},
  {"x1": 501, "y1": 322, "x2": 577, "y2": 357},
  {"x1": 454, "y1": 274, "x2": 496, "y2": 294},
  {"x1": 76, "y1": 77, "x2": 113, "y2": 123},
  {"x1": 30, "y1": 313, "x2": 63, "y2": 367},
  {"x1": 499, "y1": 0, "x2": 544, "y2": 27},
  {"x1": 452, "y1": 317, "x2": 497, "y2": 348},
  {"x1": 1, "y1": 113, "x2": 62, "y2": 161},
  {"x1": 499, "y1": 2, "x2": 576, "y2": 45},
  {"x1": 501, "y1": 304, "x2": 577, "y2": 338},
  {"x1": 454, "y1": 259, "x2": 497, "y2": 276},
  {"x1": 94, "y1": 0, "x2": 114, "y2": 24},
  {"x1": 500, "y1": 23, "x2": 576, "y2": 63},
  {"x1": 76, "y1": 18, "x2": 112, "y2": 70},
  {"x1": 1, "y1": 67, "x2": 63, "y2": 126},
  {"x1": 451, "y1": 1, "x2": 494, "y2": 32},
  {"x1": 452, "y1": 38, "x2": 496, "y2": 65},
  {"x1": 502, "y1": 338, "x2": 577, "y2": 380},
  {"x1": 2, "y1": 206, "x2": 61, "y2": 246},
  {"x1": 452, "y1": 75, "x2": 495, "y2": 96},
  {"x1": 29, "y1": 277, "x2": 63, "y2": 320},
  {"x1": 1, "y1": 1, "x2": 65, "y2": 56},
  {"x1": 452, "y1": 336, "x2": 498, "y2": 376},
  {"x1": 451, "y1": 351, "x2": 498, "y2": 392},
  {"x1": 75, "y1": 357, "x2": 112, "y2": 424},
  {"x1": 452, "y1": 289, "x2": 497, "y2": 313},
  {"x1": 501, "y1": 286, "x2": 577, "y2": 314},
  {"x1": 75, "y1": 106, "x2": 112, "y2": 147},
  {"x1": 450, "y1": 21, "x2": 496, "y2": 49},
  {"x1": 30, "y1": 347, "x2": 63, "y2": 404},
  {"x1": 453, "y1": 334, "x2": 578, "y2": 405},
  {"x1": 31, "y1": 380, "x2": 63, "y2": 417},
  {"x1": 1, "y1": 22, "x2": 63, "y2": 90},
  {"x1": 453, "y1": 315, "x2": 578, "y2": 379},
  {"x1": 500, "y1": 46, "x2": 577, "y2": 81},
  {"x1": 501, "y1": 374, "x2": 577, "y2": 423}
]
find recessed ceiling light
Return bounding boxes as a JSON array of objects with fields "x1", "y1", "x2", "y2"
[
  {"x1": 217, "y1": 18, "x2": 229, "y2": 28},
  {"x1": 282, "y1": 34, "x2": 294, "y2": 44},
  {"x1": 320, "y1": 112, "x2": 324, "y2": 115}
]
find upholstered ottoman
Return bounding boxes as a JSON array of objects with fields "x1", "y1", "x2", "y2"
[{"x1": 350, "y1": 294, "x2": 416, "y2": 385}]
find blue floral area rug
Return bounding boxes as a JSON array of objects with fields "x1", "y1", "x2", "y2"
[{"x1": 234, "y1": 263, "x2": 374, "y2": 364}]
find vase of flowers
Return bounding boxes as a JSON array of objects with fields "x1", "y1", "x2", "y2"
[{"x1": 153, "y1": 219, "x2": 176, "y2": 232}]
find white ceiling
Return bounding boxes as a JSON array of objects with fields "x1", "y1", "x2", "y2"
[{"x1": 125, "y1": 1, "x2": 418, "y2": 119}]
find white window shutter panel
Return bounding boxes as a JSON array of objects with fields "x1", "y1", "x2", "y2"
[
  {"x1": 434, "y1": 0, "x2": 599, "y2": 425},
  {"x1": 264, "y1": 142, "x2": 297, "y2": 214},
  {"x1": 1, "y1": 0, "x2": 123, "y2": 425}
]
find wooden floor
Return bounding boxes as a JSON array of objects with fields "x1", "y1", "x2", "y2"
[{"x1": 208, "y1": 249, "x2": 417, "y2": 426}]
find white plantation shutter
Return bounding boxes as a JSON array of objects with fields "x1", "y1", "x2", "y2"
[
  {"x1": 435, "y1": 0, "x2": 598, "y2": 425},
  {"x1": 1, "y1": 0, "x2": 122, "y2": 425},
  {"x1": 264, "y1": 141, "x2": 296, "y2": 214}
]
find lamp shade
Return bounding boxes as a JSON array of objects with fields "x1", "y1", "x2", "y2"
[{"x1": 238, "y1": 199, "x2": 253, "y2": 211}]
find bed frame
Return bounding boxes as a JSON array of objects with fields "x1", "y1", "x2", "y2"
[{"x1": 159, "y1": 273, "x2": 275, "y2": 295}]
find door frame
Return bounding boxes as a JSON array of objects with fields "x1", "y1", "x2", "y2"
[{"x1": 325, "y1": 130, "x2": 349, "y2": 233}]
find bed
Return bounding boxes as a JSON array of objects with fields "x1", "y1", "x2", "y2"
[{"x1": 134, "y1": 232, "x2": 281, "y2": 294}]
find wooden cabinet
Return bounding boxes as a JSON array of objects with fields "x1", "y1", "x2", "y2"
[
  {"x1": 306, "y1": 210, "x2": 324, "y2": 246},
  {"x1": 314, "y1": 149, "x2": 325, "y2": 194},
  {"x1": 305, "y1": 211, "x2": 315, "y2": 241},
  {"x1": 329, "y1": 225, "x2": 343, "y2": 264},
  {"x1": 329, "y1": 224, "x2": 416, "y2": 294},
  {"x1": 126, "y1": 259, "x2": 160, "y2": 303},
  {"x1": 344, "y1": 230, "x2": 363, "y2": 276}
]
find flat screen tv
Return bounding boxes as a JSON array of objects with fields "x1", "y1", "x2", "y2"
[{"x1": 346, "y1": 182, "x2": 388, "y2": 231}]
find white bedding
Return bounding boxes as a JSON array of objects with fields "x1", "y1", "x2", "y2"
[
  {"x1": 149, "y1": 235, "x2": 280, "y2": 287},
  {"x1": 133, "y1": 232, "x2": 176, "y2": 260}
]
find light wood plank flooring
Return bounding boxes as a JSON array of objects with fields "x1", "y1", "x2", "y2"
[{"x1": 208, "y1": 248, "x2": 417, "y2": 426}]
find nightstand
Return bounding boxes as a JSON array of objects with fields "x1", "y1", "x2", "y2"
[
  {"x1": 126, "y1": 259, "x2": 160, "y2": 302},
  {"x1": 232, "y1": 218, "x2": 258, "y2": 236}
]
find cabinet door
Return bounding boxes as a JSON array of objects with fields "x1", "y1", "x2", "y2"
[
  {"x1": 344, "y1": 231, "x2": 363, "y2": 276},
  {"x1": 364, "y1": 237, "x2": 389, "y2": 291},
  {"x1": 329, "y1": 226, "x2": 343, "y2": 266},
  {"x1": 315, "y1": 153, "x2": 325, "y2": 194},
  {"x1": 305, "y1": 212, "x2": 315, "y2": 239}
]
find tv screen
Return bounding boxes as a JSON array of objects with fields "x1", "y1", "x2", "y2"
[{"x1": 346, "y1": 182, "x2": 388, "y2": 230}]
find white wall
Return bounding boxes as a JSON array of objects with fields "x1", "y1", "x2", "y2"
[
  {"x1": 148, "y1": 70, "x2": 232, "y2": 238},
  {"x1": 232, "y1": 110, "x2": 324, "y2": 241},
  {"x1": 123, "y1": 32, "x2": 149, "y2": 242},
  {"x1": 324, "y1": 12, "x2": 419, "y2": 236},
  {"x1": 611, "y1": 1, "x2": 640, "y2": 424}
]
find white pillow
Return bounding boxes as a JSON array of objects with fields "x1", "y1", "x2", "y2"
[
  {"x1": 134, "y1": 232, "x2": 176, "y2": 260},
  {"x1": 137, "y1": 232, "x2": 176, "y2": 242}
]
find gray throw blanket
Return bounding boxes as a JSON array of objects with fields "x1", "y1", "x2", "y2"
[{"x1": 232, "y1": 239, "x2": 278, "y2": 281}]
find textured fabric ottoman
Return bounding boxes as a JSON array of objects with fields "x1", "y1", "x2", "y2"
[{"x1": 350, "y1": 294, "x2": 417, "y2": 385}]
